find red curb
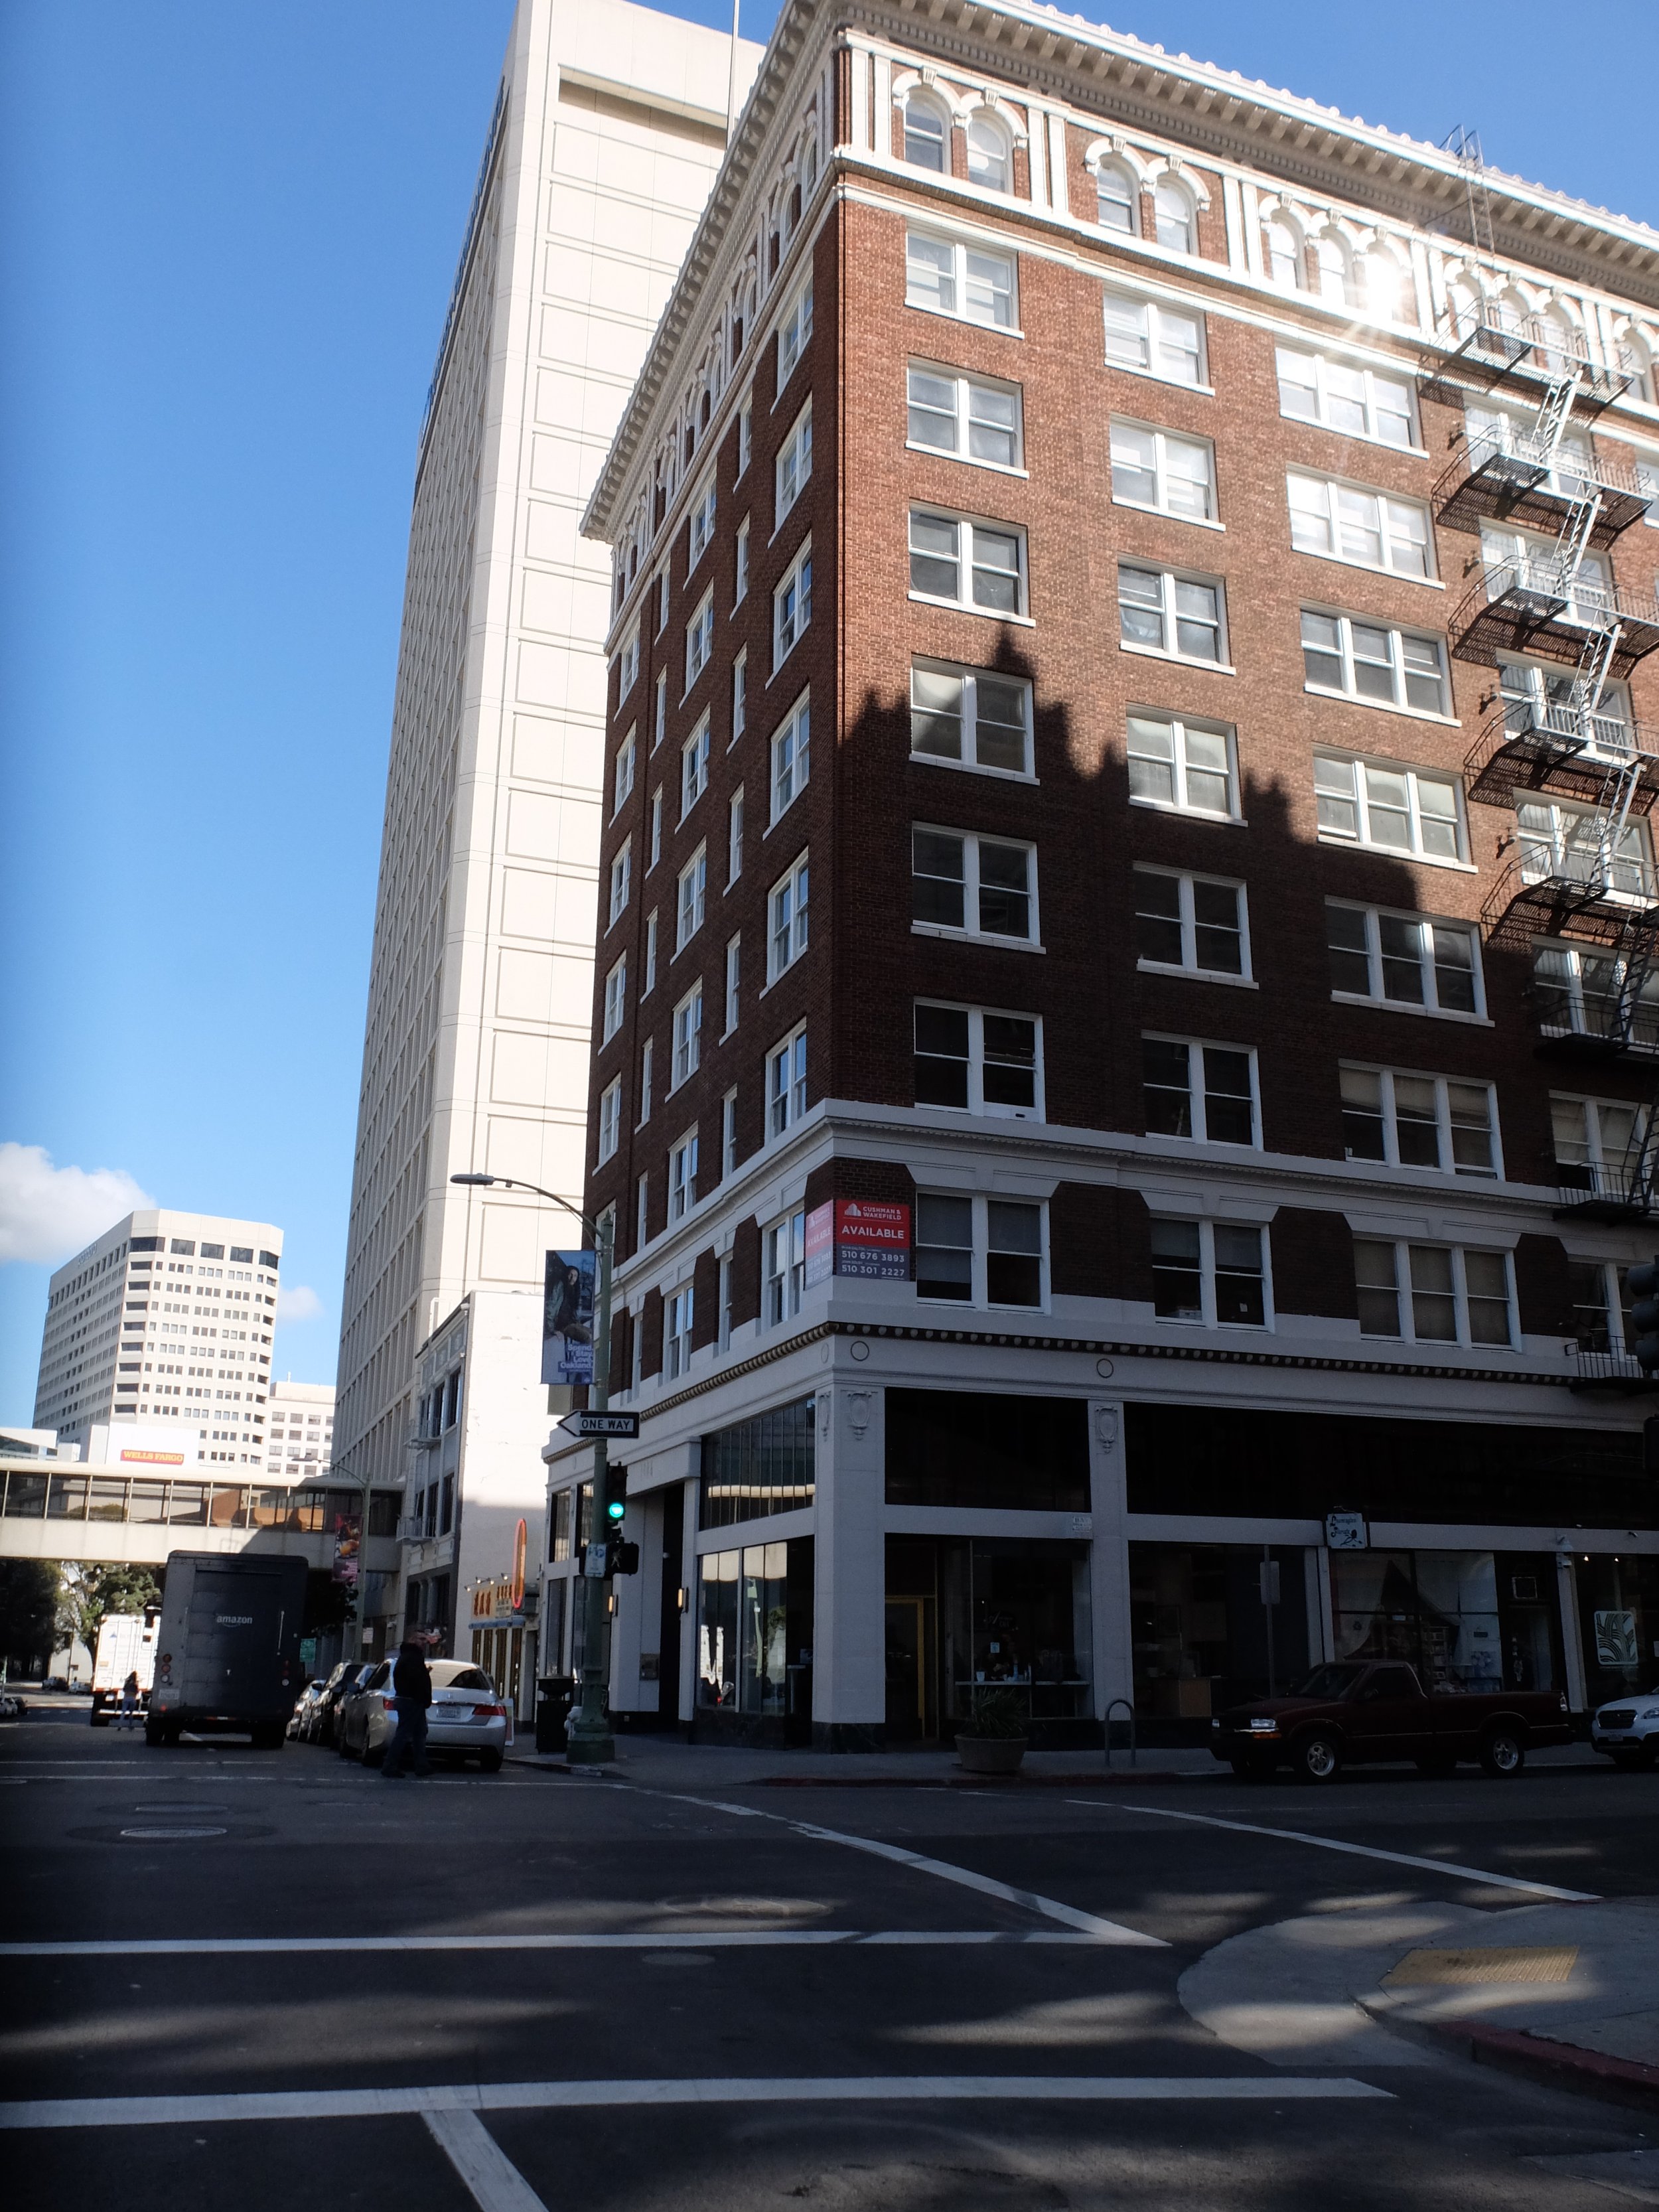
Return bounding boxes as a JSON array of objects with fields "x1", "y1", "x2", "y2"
[{"x1": 1435, "y1": 2017, "x2": 1659, "y2": 2114}]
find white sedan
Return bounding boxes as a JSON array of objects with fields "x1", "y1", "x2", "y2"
[
  {"x1": 1591, "y1": 1692, "x2": 1659, "y2": 1769},
  {"x1": 338, "y1": 1660, "x2": 512, "y2": 1771}
]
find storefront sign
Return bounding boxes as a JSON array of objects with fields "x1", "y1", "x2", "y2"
[
  {"x1": 1325, "y1": 1511, "x2": 1368, "y2": 1552},
  {"x1": 804, "y1": 1200, "x2": 910, "y2": 1286}
]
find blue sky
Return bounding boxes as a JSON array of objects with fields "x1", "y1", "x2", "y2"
[{"x1": 2, "y1": 0, "x2": 1656, "y2": 1427}]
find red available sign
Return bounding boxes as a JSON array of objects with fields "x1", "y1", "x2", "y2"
[{"x1": 833, "y1": 1200, "x2": 909, "y2": 1248}]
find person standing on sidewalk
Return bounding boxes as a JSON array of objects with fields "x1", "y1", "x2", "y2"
[
  {"x1": 117, "y1": 1671, "x2": 141, "y2": 1731},
  {"x1": 382, "y1": 1639, "x2": 432, "y2": 1778}
]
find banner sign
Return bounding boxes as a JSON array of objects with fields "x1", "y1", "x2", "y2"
[
  {"x1": 543, "y1": 1249, "x2": 596, "y2": 1384},
  {"x1": 331, "y1": 1511, "x2": 361, "y2": 1587},
  {"x1": 804, "y1": 1200, "x2": 910, "y2": 1287}
]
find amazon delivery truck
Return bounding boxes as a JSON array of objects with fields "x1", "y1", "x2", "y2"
[{"x1": 147, "y1": 1552, "x2": 307, "y2": 1748}]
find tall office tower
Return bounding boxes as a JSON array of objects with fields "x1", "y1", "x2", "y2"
[
  {"x1": 566, "y1": 0, "x2": 1659, "y2": 1749},
  {"x1": 35, "y1": 1211, "x2": 282, "y2": 1461},
  {"x1": 265, "y1": 1379, "x2": 336, "y2": 1482},
  {"x1": 334, "y1": 0, "x2": 761, "y2": 1655}
]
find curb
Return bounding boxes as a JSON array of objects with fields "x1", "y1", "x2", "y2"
[
  {"x1": 754, "y1": 1770, "x2": 1208, "y2": 1789},
  {"x1": 1432, "y1": 2017, "x2": 1659, "y2": 2116}
]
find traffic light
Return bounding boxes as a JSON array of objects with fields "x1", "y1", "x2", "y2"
[
  {"x1": 1628, "y1": 1260, "x2": 1659, "y2": 1370},
  {"x1": 609, "y1": 1540, "x2": 641, "y2": 1576}
]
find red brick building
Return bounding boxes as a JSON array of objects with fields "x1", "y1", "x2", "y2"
[{"x1": 549, "y1": 0, "x2": 1659, "y2": 1747}]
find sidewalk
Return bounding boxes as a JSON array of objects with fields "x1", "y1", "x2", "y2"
[{"x1": 509, "y1": 1735, "x2": 1220, "y2": 1787}]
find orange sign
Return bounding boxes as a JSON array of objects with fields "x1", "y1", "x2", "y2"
[
  {"x1": 119, "y1": 1449, "x2": 185, "y2": 1465},
  {"x1": 511, "y1": 1518, "x2": 528, "y2": 1609}
]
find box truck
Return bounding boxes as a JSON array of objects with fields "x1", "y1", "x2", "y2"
[
  {"x1": 146, "y1": 1552, "x2": 309, "y2": 1748},
  {"x1": 90, "y1": 1610, "x2": 159, "y2": 1726}
]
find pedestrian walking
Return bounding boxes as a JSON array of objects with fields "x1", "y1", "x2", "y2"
[
  {"x1": 382, "y1": 1639, "x2": 432, "y2": 1778},
  {"x1": 117, "y1": 1671, "x2": 141, "y2": 1732}
]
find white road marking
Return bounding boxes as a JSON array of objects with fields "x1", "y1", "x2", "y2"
[
  {"x1": 1066, "y1": 1801, "x2": 1599, "y2": 1903},
  {"x1": 424, "y1": 2108, "x2": 550, "y2": 2212},
  {"x1": 0, "y1": 1930, "x2": 1114, "y2": 1958},
  {"x1": 635, "y1": 1787, "x2": 1166, "y2": 1947},
  {"x1": 0, "y1": 2073, "x2": 1392, "y2": 2128}
]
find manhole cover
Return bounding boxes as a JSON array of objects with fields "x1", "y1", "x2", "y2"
[
  {"x1": 1383, "y1": 1945, "x2": 1579, "y2": 1987},
  {"x1": 119, "y1": 1825, "x2": 229, "y2": 1840}
]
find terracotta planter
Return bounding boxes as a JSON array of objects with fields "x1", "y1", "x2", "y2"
[{"x1": 955, "y1": 1734, "x2": 1028, "y2": 1775}]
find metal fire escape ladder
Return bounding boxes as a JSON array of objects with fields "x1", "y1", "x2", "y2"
[{"x1": 1445, "y1": 125, "x2": 1496, "y2": 259}]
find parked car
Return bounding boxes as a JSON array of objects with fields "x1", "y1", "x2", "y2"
[
  {"x1": 314, "y1": 1661, "x2": 376, "y2": 1748},
  {"x1": 1210, "y1": 1659, "x2": 1573, "y2": 1782},
  {"x1": 287, "y1": 1679, "x2": 330, "y2": 1741},
  {"x1": 1591, "y1": 1691, "x2": 1659, "y2": 1768},
  {"x1": 0, "y1": 1692, "x2": 25, "y2": 1720},
  {"x1": 338, "y1": 1659, "x2": 511, "y2": 1771}
]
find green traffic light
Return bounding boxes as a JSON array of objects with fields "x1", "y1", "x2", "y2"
[{"x1": 606, "y1": 1499, "x2": 626, "y2": 1522}]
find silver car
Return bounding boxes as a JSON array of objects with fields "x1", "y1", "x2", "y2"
[
  {"x1": 338, "y1": 1659, "x2": 511, "y2": 1771},
  {"x1": 1591, "y1": 1692, "x2": 1659, "y2": 1769}
]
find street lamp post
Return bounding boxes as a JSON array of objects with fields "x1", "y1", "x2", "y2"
[{"x1": 451, "y1": 1172, "x2": 616, "y2": 1765}]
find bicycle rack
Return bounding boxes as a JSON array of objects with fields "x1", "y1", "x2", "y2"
[{"x1": 1104, "y1": 1697, "x2": 1137, "y2": 1771}]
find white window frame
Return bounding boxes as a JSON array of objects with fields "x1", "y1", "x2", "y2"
[
  {"x1": 643, "y1": 909, "x2": 658, "y2": 996},
  {"x1": 665, "y1": 1285, "x2": 694, "y2": 1378},
  {"x1": 616, "y1": 626, "x2": 640, "y2": 701},
  {"x1": 1274, "y1": 344, "x2": 1417, "y2": 449},
  {"x1": 1126, "y1": 711, "x2": 1238, "y2": 821},
  {"x1": 613, "y1": 727, "x2": 636, "y2": 815},
  {"x1": 731, "y1": 648, "x2": 747, "y2": 745},
  {"x1": 723, "y1": 934, "x2": 741, "y2": 1037},
  {"x1": 668, "y1": 1132, "x2": 699, "y2": 1223},
  {"x1": 911, "y1": 824, "x2": 1039, "y2": 946},
  {"x1": 1327, "y1": 900, "x2": 1487, "y2": 1021},
  {"x1": 966, "y1": 108, "x2": 1011, "y2": 194},
  {"x1": 1533, "y1": 938, "x2": 1659, "y2": 1053},
  {"x1": 904, "y1": 362, "x2": 1025, "y2": 473},
  {"x1": 602, "y1": 954, "x2": 627, "y2": 1044},
  {"x1": 1500, "y1": 657, "x2": 1634, "y2": 761},
  {"x1": 680, "y1": 714, "x2": 710, "y2": 819},
  {"x1": 904, "y1": 228, "x2": 1017, "y2": 332},
  {"x1": 1354, "y1": 1238, "x2": 1516, "y2": 1349},
  {"x1": 654, "y1": 569, "x2": 669, "y2": 634},
  {"x1": 648, "y1": 785, "x2": 663, "y2": 869},
  {"x1": 1551, "y1": 1092, "x2": 1652, "y2": 1198},
  {"x1": 1149, "y1": 1217, "x2": 1273, "y2": 1330},
  {"x1": 908, "y1": 658, "x2": 1033, "y2": 778},
  {"x1": 1102, "y1": 291, "x2": 1206, "y2": 388},
  {"x1": 717, "y1": 1252, "x2": 735, "y2": 1348},
  {"x1": 768, "y1": 851, "x2": 810, "y2": 982},
  {"x1": 1287, "y1": 470, "x2": 1435, "y2": 581},
  {"x1": 638, "y1": 1038, "x2": 654, "y2": 1126},
  {"x1": 1132, "y1": 865, "x2": 1252, "y2": 983},
  {"x1": 675, "y1": 846, "x2": 707, "y2": 952},
  {"x1": 907, "y1": 506, "x2": 1029, "y2": 618},
  {"x1": 734, "y1": 517, "x2": 749, "y2": 605},
  {"x1": 671, "y1": 982, "x2": 703, "y2": 1090},
  {"x1": 773, "y1": 537, "x2": 812, "y2": 669},
  {"x1": 1518, "y1": 798, "x2": 1653, "y2": 903},
  {"x1": 766, "y1": 1023, "x2": 808, "y2": 1140},
  {"x1": 653, "y1": 670, "x2": 667, "y2": 750},
  {"x1": 1117, "y1": 563, "x2": 1228, "y2": 668},
  {"x1": 1110, "y1": 419, "x2": 1218, "y2": 524},
  {"x1": 777, "y1": 273, "x2": 814, "y2": 390},
  {"x1": 764, "y1": 1208, "x2": 807, "y2": 1327},
  {"x1": 1141, "y1": 1034, "x2": 1262, "y2": 1148},
  {"x1": 775, "y1": 400, "x2": 812, "y2": 524},
  {"x1": 912, "y1": 1000, "x2": 1045, "y2": 1120},
  {"x1": 770, "y1": 690, "x2": 810, "y2": 822},
  {"x1": 607, "y1": 839, "x2": 632, "y2": 928},
  {"x1": 1340, "y1": 1063, "x2": 1502, "y2": 1179},
  {"x1": 913, "y1": 1192, "x2": 1048, "y2": 1312},
  {"x1": 687, "y1": 476, "x2": 717, "y2": 571},
  {"x1": 722, "y1": 1087, "x2": 739, "y2": 1176},
  {"x1": 685, "y1": 589, "x2": 714, "y2": 692},
  {"x1": 597, "y1": 1080, "x2": 621, "y2": 1165},
  {"x1": 727, "y1": 786, "x2": 744, "y2": 885},
  {"x1": 1313, "y1": 750, "x2": 1467, "y2": 863},
  {"x1": 1301, "y1": 609, "x2": 1450, "y2": 719},
  {"x1": 635, "y1": 1174, "x2": 649, "y2": 1254},
  {"x1": 737, "y1": 395, "x2": 752, "y2": 477}
]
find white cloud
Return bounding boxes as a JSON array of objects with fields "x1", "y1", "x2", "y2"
[
  {"x1": 277, "y1": 1284, "x2": 324, "y2": 1323},
  {"x1": 0, "y1": 1143, "x2": 153, "y2": 1266}
]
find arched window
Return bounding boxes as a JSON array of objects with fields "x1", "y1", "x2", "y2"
[
  {"x1": 1536, "y1": 309, "x2": 1575, "y2": 377},
  {"x1": 966, "y1": 111, "x2": 1011, "y2": 193},
  {"x1": 1364, "y1": 248, "x2": 1407, "y2": 325},
  {"x1": 1095, "y1": 161, "x2": 1137, "y2": 236},
  {"x1": 1316, "y1": 233, "x2": 1356, "y2": 309},
  {"x1": 1445, "y1": 279, "x2": 1479, "y2": 339},
  {"x1": 903, "y1": 95, "x2": 947, "y2": 173},
  {"x1": 1621, "y1": 334, "x2": 1656, "y2": 407},
  {"x1": 1266, "y1": 219, "x2": 1304, "y2": 291},
  {"x1": 1153, "y1": 176, "x2": 1196, "y2": 255}
]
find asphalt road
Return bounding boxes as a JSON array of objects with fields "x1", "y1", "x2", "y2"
[{"x1": 4, "y1": 1713, "x2": 1658, "y2": 2211}]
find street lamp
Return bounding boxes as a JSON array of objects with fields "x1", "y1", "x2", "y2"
[{"x1": 451, "y1": 1171, "x2": 617, "y2": 1765}]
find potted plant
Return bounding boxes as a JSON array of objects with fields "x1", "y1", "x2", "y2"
[{"x1": 955, "y1": 1686, "x2": 1029, "y2": 1775}]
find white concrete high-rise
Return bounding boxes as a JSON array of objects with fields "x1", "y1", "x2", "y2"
[
  {"x1": 34, "y1": 1210, "x2": 283, "y2": 1461},
  {"x1": 334, "y1": 0, "x2": 760, "y2": 1649},
  {"x1": 265, "y1": 1379, "x2": 336, "y2": 1481}
]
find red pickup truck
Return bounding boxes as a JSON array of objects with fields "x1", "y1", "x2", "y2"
[{"x1": 1210, "y1": 1659, "x2": 1572, "y2": 1783}]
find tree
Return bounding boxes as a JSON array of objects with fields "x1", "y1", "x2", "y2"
[
  {"x1": 53, "y1": 1563, "x2": 162, "y2": 1660},
  {"x1": 0, "y1": 1561, "x2": 60, "y2": 1677}
]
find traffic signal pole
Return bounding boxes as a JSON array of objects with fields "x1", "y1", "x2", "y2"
[{"x1": 566, "y1": 1209, "x2": 616, "y2": 1765}]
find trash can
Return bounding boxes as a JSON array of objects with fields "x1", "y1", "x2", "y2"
[{"x1": 535, "y1": 1674, "x2": 575, "y2": 1754}]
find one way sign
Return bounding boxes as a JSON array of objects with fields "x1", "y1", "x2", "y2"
[{"x1": 557, "y1": 1410, "x2": 640, "y2": 1440}]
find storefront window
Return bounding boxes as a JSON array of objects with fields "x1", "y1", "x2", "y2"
[
  {"x1": 1575, "y1": 1554, "x2": 1659, "y2": 1705},
  {"x1": 696, "y1": 1540, "x2": 811, "y2": 1715},
  {"x1": 700, "y1": 1398, "x2": 814, "y2": 1530},
  {"x1": 887, "y1": 1536, "x2": 1092, "y2": 1734},
  {"x1": 1332, "y1": 1549, "x2": 1560, "y2": 1692},
  {"x1": 1130, "y1": 1543, "x2": 1309, "y2": 1720}
]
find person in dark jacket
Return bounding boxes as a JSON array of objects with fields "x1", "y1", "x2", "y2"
[{"x1": 383, "y1": 1639, "x2": 433, "y2": 1778}]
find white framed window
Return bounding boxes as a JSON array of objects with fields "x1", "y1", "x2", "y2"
[
  {"x1": 602, "y1": 954, "x2": 628, "y2": 1043},
  {"x1": 681, "y1": 715, "x2": 710, "y2": 818},
  {"x1": 913, "y1": 1001, "x2": 1042, "y2": 1118},
  {"x1": 1481, "y1": 523, "x2": 1610, "y2": 627},
  {"x1": 908, "y1": 508, "x2": 1026, "y2": 615},
  {"x1": 776, "y1": 400, "x2": 812, "y2": 522},
  {"x1": 685, "y1": 589, "x2": 714, "y2": 690},
  {"x1": 672, "y1": 982, "x2": 703, "y2": 1089},
  {"x1": 1500, "y1": 658, "x2": 1632, "y2": 758},
  {"x1": 1141, "y1": 1035, "x2": 1260, "y2": 1147},
  {"x1": 635, "y1": 1173, "x2": 649, "y2": 1254},
  {"x1": 768, "y1": 851, "x2": 810, "y2": 980},
  {"x1": 966, "y1": 108, "x2": 1011, "y2": 192},
  {"x1": 1095, "y1": 159, "x2": 1137, "y2": 234},
  {"x1": 1275, "y1": 345, "x2": 1415, "y2": 448},
  {"x1": 1118, "y1": 564, "x2": 1225, "y2": 664},
  {"x1": 617, "y1": 625, "x2": 640, "y2": 700},
  {"x1": 597, "y1": 1080, "x2": 621, "y2": 1165},
  {"x1": 910, "y1": 659, "x2": 1031, "y2": 775},
  {"x1": 1288, "y1": 472, "x2": 1433, "y2": 579},
  {"x1": 1110, "y1": 421, "x2": 1216, "y2": 522},
  {"x1": 1265, "y1": 217, "x2": 1304, "y2": 291},
  {"x1": 654, "y1": 569, "x2": 669, "y2": 634},
  {"x1": 1567, "y1": 1256, "x2": 1634, "y2": 1356},
  {"x1": 1518, "y1": 799, "x2": 1652, "y2": 901},
  {"x1": 1354, "y1": 1238, "x2": 1515, "y2": 1348},
  {"x1": 1341, "y1": 1065, "x2": 1499, "y2": 1177},
  {"x1": 668, "y1": 1132, "x2": 699, "y2": 1222},
  {"x1": 727, "y1": 786, "x2": 745, "y2": 883},
  {"x1": 1315, "y1": 232, "x2": 1357, "y2": 308},
  {"x1": 1314, "y1": 751, "x2": 1464, "y2": 861},
  {"x1": 1327, "y1": 901, "x2": 1484, "y2": 1018},
  {"x1": 676, "y1": 846, "x2": 707, "y2": 950},
  {"x1": 643, "y1": 909, "x2": 658, "y2": 995},
  {"x1": 687, "y1": 477, "x2": 717, "y2": 569},
  {"x1": 1301, "y1": 611, "x2": 1448, "y2": 716},
  {"x1": 653, "y1": 669, "x2": 667, "y2": 749},
  {"x1": 914, "y1": 1193, "x2": 1045, "y2": 1309},
  {"x1": 1535, "y1": 940, "x2": 1659, "y2": 1055},
  {"x1": 665, "y1": 1286, "x2": 694, "y2": 1378},
  {"x1": 1103, "y1": 292, "x2": 1204, "y2": 386},
  {"x1": 1133, "y1": 866, "x2": 1248, "y2": 979},
  {"x1": 1153, "y1": 175, "x2": 1196, "y2": 255},
  {"x1": 613, "y1": 727, "x2": 637, "y2": 814},
  {"x1": 608, "y1": 839, "x2": 632, "y2": 926},
  {"x1": 648, "y1": 785, "x2": 663, "y2": 867},
  {"x1": 718, "y1": 1252, "x2": 734, "y2": 1347},
  {"x1": 638, "y1": 1038, "x2": 654, "y2": 1124},
  {"x1": 902, "y1": 92, "x2": 947, "y2": 171},
  {"x1": 737, "y1": 394, "x2": 752, "y2": 477},
  {"x1": 773, "y1": 538, "x2": 812, "y2": 668},
  {"x1": 764, "y1": 1208, "x2": 807, "y2": 1325},
  {"x1": 1551, "y1": 1093, "x2": 1652, "y2": 1199},
  {"x1": 766, "y1": 1023, "x2": 808, "y2": 1138},
  {"x1": 1151, "y1": 1218, "x2": 1269, "y2": 1327},
  {"x1": 1126, "y1": 711, "x2": 1237, "y2": 819},
  {"x1": 905, "y1": 230, "x2": 1016, "y2": 331},
  {"x1": 906, "y1": 364, "x2": 1023, "y2": 469},
  {"x1": 778, "y1": 273, "x2": 814, "y2": 387},
  {"x1": 731, "y1": 649, "x2": 747, "y2": 743},
  {"x1": 722, "y1": 1087, "x2": 739, "y2": 1176},
  {"x1": 770, "y1": 690, "x2": 810, "y2": 821},
  {"x1": 735, "y1": 518, "x2": 750, "y2": 605},
  {"x1": 911, "y1": 825, "x2": 1036, "y2": 942},
  {"x1": 723, "y1": 934, "x2": 741, "y2": 1035}
]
